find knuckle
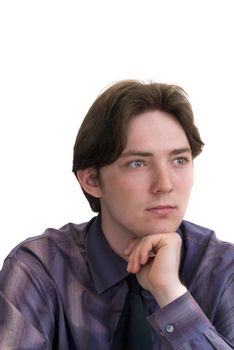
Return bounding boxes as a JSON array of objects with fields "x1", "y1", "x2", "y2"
[
  {"x1": 173, "y1": 233, "x2": 182, "y2": 246},
  {"x1": 164, "y1": 233, "x2": 182, "y2": 246}
]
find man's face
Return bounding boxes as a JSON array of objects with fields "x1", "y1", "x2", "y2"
[{"x1": 98, "y1": 110, "x2": 193, "y2": 240}]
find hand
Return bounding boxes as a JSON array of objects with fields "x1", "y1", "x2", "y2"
[{"x1": 124, "y1": 233, "x2": 187, "y2": 307}]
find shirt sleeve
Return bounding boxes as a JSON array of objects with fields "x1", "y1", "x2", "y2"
[
  {"x1": 147, "y1": 291, "x2": 234, "y2": 349},
  {"x1": 0, "y1": 257, "x2": 56, "y2": 350}
]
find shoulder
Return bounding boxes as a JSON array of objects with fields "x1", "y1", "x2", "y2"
[
  {"x1": 181, "y1": 220, "x2": 234, "y2": 248},
  {"x1": 181, "y1": 220, "x2": 234, "y2": 272},
  {"x1": 0, "y1": 218, "x2": 98, "y2": 307},
  {"x1": 6, "y1": 218, "x2": 96, "y2": 268}
]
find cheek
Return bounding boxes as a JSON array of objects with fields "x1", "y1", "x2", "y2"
[
  {"x1": 100, "y1": 175, "x2": 131, "y2": 199},
  {"x1": 179, "y1": 179, "x2": 193, "y2": 205},
  {"x1": 176, "y1": 169, "x2": 193, "y2": 189},
  {"x1": 101, "y1": 177, "x2": 143, "y2": 209},
  {"x1": 187, "y1": 174, "x2": 194, "y2": 190},
  {"x1": 108, "y1": 174, "x2": 139, "y2": 192}
]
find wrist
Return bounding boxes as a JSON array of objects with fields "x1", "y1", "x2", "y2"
[{"x1": 151, "y1": 282, "x2": 187, "y2": 308}]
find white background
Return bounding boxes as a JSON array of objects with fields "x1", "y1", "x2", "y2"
[{"x1": 0, "y1": 1, "x2": 234, "y2": 267}]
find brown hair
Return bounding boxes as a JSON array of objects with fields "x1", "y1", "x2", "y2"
[{"x1": 73, "y1": 80, "x2": 204, "y2": 212}]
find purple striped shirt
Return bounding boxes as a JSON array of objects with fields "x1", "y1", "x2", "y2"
[{"x1": 0, "y1": 216, "x2": 234, "y2": 349}]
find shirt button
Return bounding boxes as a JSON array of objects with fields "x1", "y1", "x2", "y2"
[{"x1": 166, "y1": 324, "x2": 175, "y2": 333}]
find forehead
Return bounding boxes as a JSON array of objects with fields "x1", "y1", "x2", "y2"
[{"x1": 124, "y1": 110, "x2": 190, "y2": 152}]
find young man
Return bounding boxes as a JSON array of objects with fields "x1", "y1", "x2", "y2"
[{"x1": 0, "y1": 80, "x2": 233, "y2": 349}]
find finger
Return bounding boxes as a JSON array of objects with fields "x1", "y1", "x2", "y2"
[
  {"x1": 123, "y1": 237, "x2": 140, "y2": 256},
  {"x1": 127, "y1": 243, "x2": 143, "y2": 273},
  {"x1": 127, "y1": 238, "x2": 153, "y2": 272}
]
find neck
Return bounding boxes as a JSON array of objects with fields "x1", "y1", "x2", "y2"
[{"x1": 100, "y1": 216, "x2": 134, "y2": 260}]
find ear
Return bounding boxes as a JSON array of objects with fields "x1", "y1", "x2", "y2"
[{"x1": 76, "y1": 168, "x2": 102, "y2": 198}]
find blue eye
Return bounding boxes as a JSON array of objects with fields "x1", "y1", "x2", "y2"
[
  {"x1": 129, "y1": 160, "x2": 144, "y2": 168},
  {"x1": 175, "y1": 157, "x2": 188, "y2": 165}
]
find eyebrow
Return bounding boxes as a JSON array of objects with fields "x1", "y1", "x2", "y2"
[
  {"x1": 169, "y1": 147, "x2": 191, "y2": 156},
  {"x1": 120, "y1": 147, "x2": 191, "y2": 158}
]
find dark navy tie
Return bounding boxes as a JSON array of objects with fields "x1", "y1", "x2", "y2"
[{"x1": 111, "y1": 274, "x2": 152, "y2": 349}]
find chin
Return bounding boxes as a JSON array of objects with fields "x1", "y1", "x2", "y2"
[{"x1": 146, "y1": 221, "x2": 181, "y2": 235}]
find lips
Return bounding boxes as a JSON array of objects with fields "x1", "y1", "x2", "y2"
[{"x1": 145, "y1": 205, "x2": 176, "y2": 216}]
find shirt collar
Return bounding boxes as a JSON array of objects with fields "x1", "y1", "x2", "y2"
[
  {"x1": 86, "y1": 215, "x2": 185, "y2": 294},
  {"x1": 87, "y1": 215, "x2": 129, "y2": 294}
]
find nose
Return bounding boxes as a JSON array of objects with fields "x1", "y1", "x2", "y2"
[{"x1": 150, "y1": 164, "x2": 173, "y2": 194}]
